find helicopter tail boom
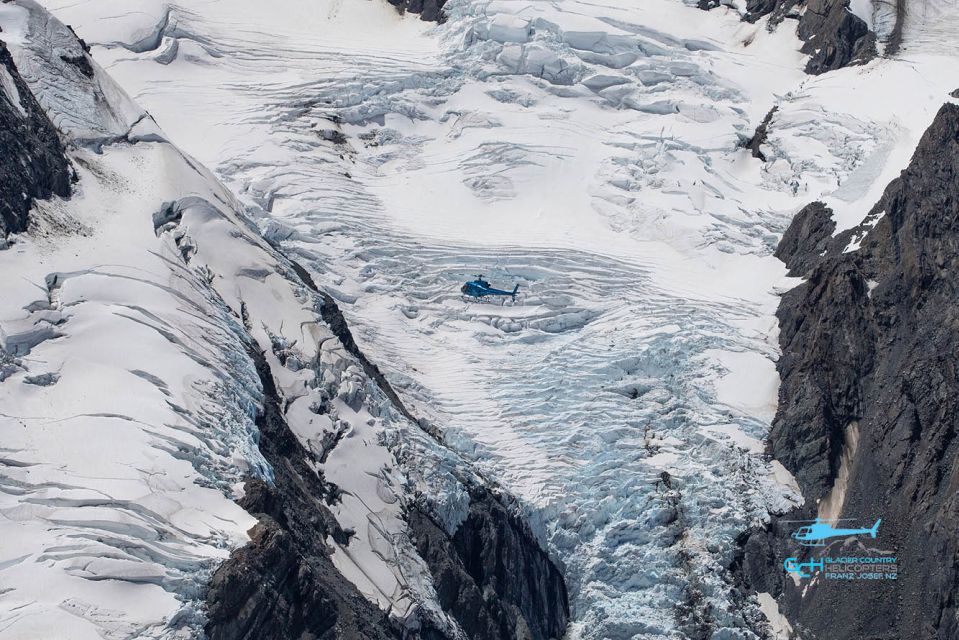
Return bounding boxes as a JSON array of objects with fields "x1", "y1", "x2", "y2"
[{"x1": 870, "y1": 518, "x2": 881, "y2": 538}]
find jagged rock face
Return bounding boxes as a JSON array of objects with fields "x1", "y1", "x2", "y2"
[
  {"x1": 740, "y1": 0, "x2": 876, "y2": 75},
  {"x1": 409, "y1": 491, "x2": 570, "y2": 640},
  {"x1": 797, "y1": 0, "x2": 876, "y2": 75},
  {"x1": 0, "y1": 41, "x2": 71, "y2": 241},
  {"x1": 386, "y1": 0, "x2": 447, "y2": 23},
  {"x1": 771, "y1": 256, "x2": 876, "y2": 500},
  {"x1": 774, "y1": 201, "x2": 837, "y2": 276},
  {"x1": 744, "y1": 0, "x2": 802, "y2": 22},
  {"x1": 742, "y1": 103, "x2": 959, "y2": 639}
]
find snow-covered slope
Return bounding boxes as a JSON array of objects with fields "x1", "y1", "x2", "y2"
[{"x1": 12, "y1": 0, "x2": 959, "y2": 637}]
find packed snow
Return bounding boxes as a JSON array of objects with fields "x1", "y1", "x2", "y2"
[
  {"x1": 17, "y1": 0, "x2": 959, "y2": 637},
  {"x1": 0, "y1": 13, "x2": 265, "y2": 628}
]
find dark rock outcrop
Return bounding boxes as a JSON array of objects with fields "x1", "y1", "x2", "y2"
[
  {"x1": 208, "y1": 261, "x2": 569, "y2": 640},
  {"x1": 771, "y1": 254, "x2": 876, "y2": 500},
  {"x1": 386, "y1": 0, "x2": 447, "y2": 23},
  {"x1": 0, "y1": 40, "x2": 71, "y2": 243},
  {"x1": 58, "y1": 53, "x2": 94, "y2": 78},
  {"x1": 774, "y1": 201, "x2": 836, "y2": 277},
  {"x1": 739, "y1": 103, "x2": 959, "y2": 639},
  {"x1": 743, "y1": 0, "x2": 802, "y2": 23},
  {"x1": 409, "y1": 489, "x2": 569, "y2": 640},
  {"x1": 797, "y1": 0, "x2": 876, "y2": 75},
  {"x1": 732, "y1": 0, "x2": 877, "y2": 75},
  {"x1": 742, "y1": 106, "x2": 779, "y2": 162}
]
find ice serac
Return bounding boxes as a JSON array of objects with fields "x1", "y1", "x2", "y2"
[
  {"x1": 740, "y1": 0, "x2": 876, "y2": 74},
  {"x1": 0, "y1": 40, "x2": 70, "y2": 241},
  {"x1": 740, "y1": 103, "x2": 959, "y2": 639}
]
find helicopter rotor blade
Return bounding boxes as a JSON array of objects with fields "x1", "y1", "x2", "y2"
[{"x1": 779, "y1": 517, "x2": 861, "y2": 523}]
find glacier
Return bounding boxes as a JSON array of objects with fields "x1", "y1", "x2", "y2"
[
  {"x1": 1, "y1": 3, "x2": 566, "y2": 639},
  {"x1": 5, "y1": 0, "x2": 959, "y2": 637}
]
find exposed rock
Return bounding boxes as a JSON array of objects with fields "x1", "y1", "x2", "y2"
[
  {"x1": 740, "y1": 103, "x2": 959, "y2": 639},
  {"x1": 735, "y1": 0, "x2": 876, "y2": 75},
  {"x1": 386, "y1": 0, "x2": 447, "y2": 24},
  {"x1": 883, "y1": 0, "x2": 906, "y2": 56},
  {"x1": 65, "y1": 24, "x2": 92, "y2": 53},
  {"x1": 798, "y1": 0, "x2": 876, "y2": 75},
  {"x1": 59, "y1": 53, "x2": 94, "y2": 77},
  {"x1": 951, "y1": 88, "x2": 959, "y2": 99},
  {"x1": 0, "y1": 41, "x2": 71, "y2": 243},
  {"x1": 743, "y1": 0, "x2": 802, "y2": 24},
  {"x1": 771, "y1": 254, "x2": 875, "y2": 500},
  {"x1": 409, "y1": 488, "x2": 569, "y2": 640},
  {"x1": 318, "y1": 128, "x2": 348, "y2": 145},
  {"x1": 774, "y1": 200, "x2": 836, "y2": 276},
  {"x1": 23, "y1": 372, "x2": 59, "y2": 386},
  {"x1": 742, "y1": 105, "x2": 778, "y2": 162}
]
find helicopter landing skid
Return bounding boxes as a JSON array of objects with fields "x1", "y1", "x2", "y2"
[{"x1": 462, "y1": 295, "x2": 517, "y2": 306}]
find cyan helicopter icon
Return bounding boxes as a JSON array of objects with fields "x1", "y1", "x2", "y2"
[{"x1": 790, "y1": 517, "x2": 881, "y2": 547}]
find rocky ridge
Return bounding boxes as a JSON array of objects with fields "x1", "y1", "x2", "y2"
[
  {"x1": 0, "y1": 39, "x2": 71, "y2": 243},
  {"x1": 739, "y1": 101, "x2": 959, "y2": 639}
]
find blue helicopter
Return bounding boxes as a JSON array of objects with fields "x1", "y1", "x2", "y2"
[
  {"x1": 460, "y1": 275, "x2": 519, "y2": 301},
  {"x1": 791, "y1": 518, "x2": 881, "y2": 547}
]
